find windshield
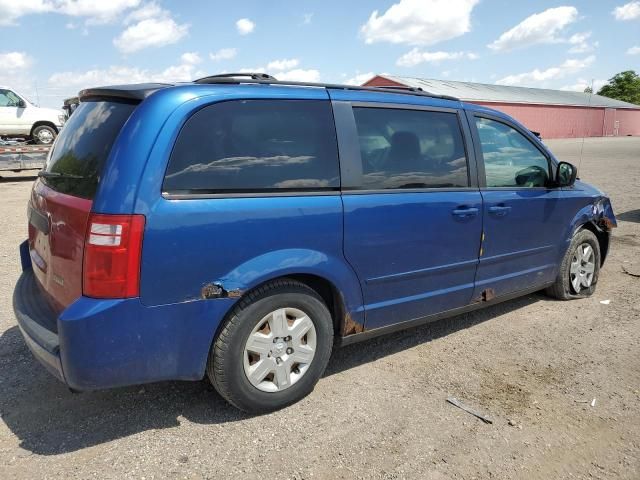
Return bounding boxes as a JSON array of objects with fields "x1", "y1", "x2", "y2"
[{"x1": 42, "y1": 100, "x2": 136, "y2": 199}]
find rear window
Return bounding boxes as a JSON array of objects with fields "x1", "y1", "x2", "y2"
[
  {"x1": 163, "y1": 99, "x2": 340, "y2": 194},
  {"x1": 42, "y1": 100, "x2": 136, "y2": 199}
]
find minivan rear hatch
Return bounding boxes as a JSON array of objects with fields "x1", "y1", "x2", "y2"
[{"x1": 28, "y1": 100, "x2": 137, "y2": 317}]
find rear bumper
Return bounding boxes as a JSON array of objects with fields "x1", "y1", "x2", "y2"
[
  {"x1": 13, "y1": 253, "x2": 235, "y2": 390},
  {"x1": 13, "y1": 269, "x2": 64, "y2": 382}
]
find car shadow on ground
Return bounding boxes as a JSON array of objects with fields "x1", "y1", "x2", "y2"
[
  {"x1": 0, "y1": 293, "x2": 543, "y2": 455},
  {"x1": 616, "y1": 209, "x2": 640, "y2": 223},
  {"x1": 0, "y1": 174, "x2": 37, "y2": 182}
]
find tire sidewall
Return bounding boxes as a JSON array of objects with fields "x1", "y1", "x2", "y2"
[
  {"x1": 32, "y1": 125, "x2": 56, "y2": 145},
  {"x1": 561, "y1": 229, "x2": 601, "y2": 298},
  {"x1": 215, "y1": 289, "x2": 333, "y2": 412}
]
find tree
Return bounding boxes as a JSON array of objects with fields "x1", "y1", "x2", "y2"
[
  {"x1": 597, "y1": 70, "x2": 640, "y2": 105},
  {"x1": 583, "y1": 86, "x2": 593, "y2": 94}
]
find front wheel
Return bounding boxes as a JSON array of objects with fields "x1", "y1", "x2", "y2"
[
  {"x1": 32, "y1": 125, "x2": 57, "y2": 145},
  {"x1": 208, "y1": 279, "x2": 333, "y2": 413},
  {"x1": 546, "y1": 229, "x2": 601, "y2": 300}
]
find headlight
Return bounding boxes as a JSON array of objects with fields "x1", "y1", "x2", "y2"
[{"x1": 58, "y1": 114, "x2": 66, "y2": 125}]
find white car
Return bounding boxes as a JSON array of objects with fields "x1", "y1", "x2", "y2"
[{"x1": 0, "y1": 86, "x2": 66, "y2": 144}]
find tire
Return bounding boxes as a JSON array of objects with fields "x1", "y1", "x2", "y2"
[
  {"x1": 208, "y1": 279, "x2": 334, "y2": 413},
  {"x1": 546, "y1": 229, "x2": 601, "y2": 300},
  {"x1": 32, "y1": 125, "x2": 56, "y2": 145}
]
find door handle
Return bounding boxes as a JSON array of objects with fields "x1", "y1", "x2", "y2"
[
  {"x1": 488, "y1": 205, "x2": 512, "y2": 216},
  {"x1": 452, "y1": 207, "x2": 479, "y2": 218}
]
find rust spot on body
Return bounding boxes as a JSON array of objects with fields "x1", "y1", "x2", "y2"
[
  {"x1": 600, "y1": 217, "x2": 616, "y2": 231},
  {"x1": 201, "y1": 283, "x2": 244, "y2": 300},
  {"x1": 342, "y1": 312, "x2": 365, "y2": 336},
  {"x1": 474, "y1": 288, "x2": 497, "y2": 303},
  {"x1": 482, "y1": 288, "x2": 496, "y2": 301}
]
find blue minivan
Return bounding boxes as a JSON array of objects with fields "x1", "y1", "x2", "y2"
[{"x1": 14, "y1": 74, "x2": 617, "y2": 412}]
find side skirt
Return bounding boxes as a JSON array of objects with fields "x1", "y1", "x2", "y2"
[{"x1": 336, "y1": 282, "x2": 553, "y2": 347}]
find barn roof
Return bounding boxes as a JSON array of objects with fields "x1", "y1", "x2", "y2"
[{"x1": 368, "y1": 75, "x2": 640, "y2": 109}]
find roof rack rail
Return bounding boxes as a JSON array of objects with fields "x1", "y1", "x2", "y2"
[
  {"x1": 372, "y1": 85, "x2": 424, "y2": 92},
  {"x1": 192, "y1": 74, "x2": 459, "y2": 101},
  {"x1": 195, "y1": 73, "x2": 277, "y2": 82}
]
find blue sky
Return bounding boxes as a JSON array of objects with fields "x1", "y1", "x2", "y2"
[{"x1": 0, "y1": 0, "x2": 638, "y2": 108}]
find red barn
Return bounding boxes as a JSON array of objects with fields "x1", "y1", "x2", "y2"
[{"x1": 363, "y1": 75, "x2": 640, "y2": 139}]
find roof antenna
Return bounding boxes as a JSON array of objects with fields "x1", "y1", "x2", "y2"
[
  {"x1": 34, "y1": 81, "x2": 41, "y2": 106},
  {"x1": 578, "y1": 78, "x2": 594, "y2": 172}
]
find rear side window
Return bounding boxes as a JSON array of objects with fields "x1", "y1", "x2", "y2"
[
  {"x1": 352, "y1": 107, "x2": 469, "y2": 189},
  {"x1": 474, "y1": 117, "x2": 550, "y2": 188},
  {"x1": 43, "y1": 101, "x2": 136, "y2": 199},
  {"x1": 164, "y1": 100, "x2": 340, "y2": 193}
]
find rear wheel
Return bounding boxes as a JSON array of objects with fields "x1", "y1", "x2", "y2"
[
  {"x1": 208, "y1": 279, "x2": 333, "y2": 413},
  {"x1": 32, "y1": 125, "x2": 56, "y2": 145},
  {"x1": 546, "y1": 229, "x2": 601, "y2": 300}
]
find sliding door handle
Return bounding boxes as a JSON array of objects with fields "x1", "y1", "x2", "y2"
[
  {"x1": 488, "y1": 205, "x2": 512, "y2": 216},
  {"x1": 452, "y1": 207, "x2": 479, "y2": 218}
]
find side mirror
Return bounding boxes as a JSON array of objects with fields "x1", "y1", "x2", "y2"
[
  {"x1": 556, "y1": 161, "x2": 577, "y2": 187},
  {"x1": 17, "y1": 99, "x2": 26, "y2": 108}
]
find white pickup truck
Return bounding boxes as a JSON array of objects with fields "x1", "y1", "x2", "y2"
[{"x1": 0, "y1": 86, "x2": 66, "y2": 144}]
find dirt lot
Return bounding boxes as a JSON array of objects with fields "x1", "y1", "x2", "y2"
[{"x1": 0, "y1": 137, "x2": 638, "y2": 480}]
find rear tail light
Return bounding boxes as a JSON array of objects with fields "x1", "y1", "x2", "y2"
[{"x1": 83, "y1": 214, "x2": 145, "y2": 298}]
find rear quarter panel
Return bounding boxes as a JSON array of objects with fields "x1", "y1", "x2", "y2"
[{"x1": 138, "y1": 195, "x2": 362, "y2": 313}]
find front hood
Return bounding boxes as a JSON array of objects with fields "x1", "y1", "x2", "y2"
[
  {"x1": 574, "y1": 179, "x2": 606, "y2": 197},
  {"x1": 40, "y1": 107, "x2": 65, "y2": 118},
  {"x1": 27, "y1": 104, "x2": 64, "y2": 119}
]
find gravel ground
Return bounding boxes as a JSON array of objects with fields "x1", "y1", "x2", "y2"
[{"x1": 0, "y1": 137, "x2": 638, "y2": 479}]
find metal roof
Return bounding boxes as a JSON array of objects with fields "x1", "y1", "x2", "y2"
[{"x1": 375, "y1": 75, "x2": 640, "y2": 109}]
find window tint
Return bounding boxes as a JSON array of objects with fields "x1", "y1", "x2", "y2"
[
  {"x1": 164, "y1": 100, "x2": 340, "y2": 193},
  {"x1": 474, "y1": 117, "x2": 550, "y2": 188},
  {"x1": 43, "y1": 100, "x2": 136, "y2": 199},
  {"x1": 351, "y1": 107, "x2": 468, "y2": 189}
]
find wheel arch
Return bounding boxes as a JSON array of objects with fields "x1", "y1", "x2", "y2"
[
  {"x1": 30, "y1": 121, "x2": 58, "y2": 136},
  {"x1": 210, "y1": 271, "x2": 363, "y2": 349},
  {"x1": 566, "y1": 202, "x2": 612, "y2": 267},
  {"x1": 578, "y1": 221, "x2": 609, "y2": 266}
]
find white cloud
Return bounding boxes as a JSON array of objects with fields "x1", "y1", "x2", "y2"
[
  {"x1": 0, "y1": 52, "x2": 36, "y2": 101},
  {"x1": 0, "y1": 0, "x2": 55, "y2": 26},
  {"x1": 0, "y1": 51, "x2": 33, "y2": 71},
  {"x1": 345, "y1": 72, "x2": 375, "y2": 86},
  {"x1": 496, "y1": 56, "x2": 595, "y2": 86},
  {"x1": 360, "y1": 0, "x2": 479, "y2": 46},
  {"x1": 275, "y1": 69, "x2": 320, "y2": 82},
  {"x1": 397, "y1": 48, "x2": 478, "y2": 67},
  {"x1": 567, "y1": 31, "x2": 598, "y2": 54},
  {"x1": 559, "y1": 78, "x2": 607, "y2": 92},
  {"x1": 113, "y1": 5, "x2": 189, "y2": 53},
  {"x1": 302, "y1": 13, "x2": 313, "y2": 25},
  {"x1": 122, "y1": 1, "x2": 161, "y2": 23},
  {"x1": 209, "y1": 48, "x2": 237, "y2": 61},
  {"x1": 238, "y1": 60, "x2": 320, "y2": 83},
  {"x1": 627, "y1": 45, "x2": 640, "y2": 55},
  {"x1": 48, "y1": 53, "x2": 204, "y2": 89},
  {"x1": 180, "y1": 52, "x2": 201, "y2": 65},
  {"x1": 613, "y1": 1, "x2": 640, "y2": 20},
  {"x1": 266, "y1": 58, "x2": 299, "y2": 71},
  {"x1": 57, "y1": 0, "x2": 142, "y2": 25},
  {"x1": 0, "y1": 0, "x2": 144, "y2": 27},
  {"x1": 236, "y1": 18, "x2": 255, "y2": 35},
  {"x1": 488, "y1": 6, "x2": 578, "y2": 51}
]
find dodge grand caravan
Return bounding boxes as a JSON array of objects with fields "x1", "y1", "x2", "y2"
[{"x1": 13, "y1": 74, "x2": 617, "y2": 413}]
